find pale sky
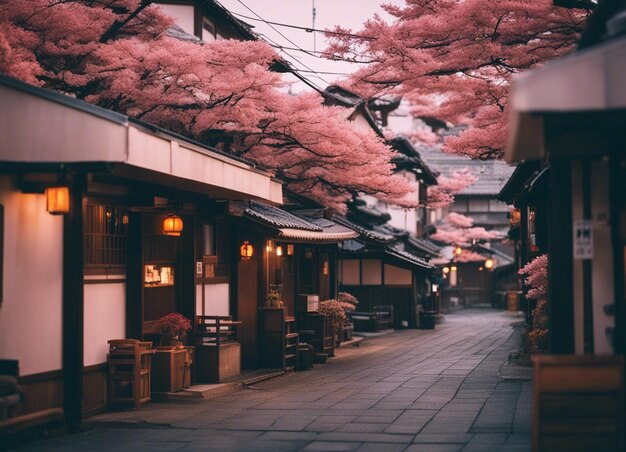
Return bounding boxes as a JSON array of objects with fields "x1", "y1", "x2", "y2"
[{"x1": 217, "y1": 0, "x2": 405, "y2": 92}]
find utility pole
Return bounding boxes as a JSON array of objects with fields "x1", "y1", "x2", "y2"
[{"x1": 312, "y1": 0, "x2": 317, "y2": 52}]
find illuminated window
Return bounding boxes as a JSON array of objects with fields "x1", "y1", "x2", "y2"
[{"x1": 84, "y1": 203, "x2": 128, "y2": 272}]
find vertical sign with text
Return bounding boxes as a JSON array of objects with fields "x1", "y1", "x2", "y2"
[{"x1": 573, "y1": 219, "x2": 593, "y2": 260}]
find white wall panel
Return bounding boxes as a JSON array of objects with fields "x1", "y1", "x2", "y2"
[
  {"x1": 84, "y1": 283, "x2": 126, "y2": 366},
  {"x1": 0, "y1": 177, "x2": 63, "y2": 375}
]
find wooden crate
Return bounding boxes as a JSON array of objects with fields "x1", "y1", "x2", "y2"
[{"x1": 532, "y1": 355, "x2": 624, "y2": 452}]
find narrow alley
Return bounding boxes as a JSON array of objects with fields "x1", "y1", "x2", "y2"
[{"x1": 19, "y1": 310, "x2": 531, "y2": 452}]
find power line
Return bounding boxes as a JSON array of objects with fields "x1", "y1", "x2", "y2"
[
  {"x1": 266, "y1": 43, "x2": 373, "y2": 64},
  {"x1": 235, "y1": 0, "x2": 331, "y2": 86},
  {"x1": 231, "y1": 11, "x2": 375, "y2": 40},
  {"x1": 290, "y1": 69, "x2": 353, "y2": 76}
]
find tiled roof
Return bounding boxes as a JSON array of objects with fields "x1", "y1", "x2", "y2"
[
  {"x1": 386, "y1": 246, "x2": 435, "y2": 270},
  {"x1": 333, "y1": 216, "x2": 393, "y2": 243},
  {"x1": 407, "y1": 236, "x2": 441, "y2": 257},
  {"x1": 245, "y1": 203, "x2": 359, "y2": 243},
  {"x1": 417, "y1": 141, "x2": 515, "y2": 196},
  {"x1": 245, "y1": 202, "x2": 322, "y2": 232},
  {"x1": 389, "y1": 137, "x2": 439, "y2": 185}
]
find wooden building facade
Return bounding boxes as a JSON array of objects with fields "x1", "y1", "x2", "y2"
[{"x1": 0, "y1": 75, "x2": 282, "y2": 429}]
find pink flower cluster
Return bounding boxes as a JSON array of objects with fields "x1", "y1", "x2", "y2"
[
  {"x1": 519, "y1": 254, "x2": 548, "y2": 301},
  {"x1": 318, "y1": 300, "x2": 347, "y2": 324},
  {"x1": 158, "y1": 313, "x2": 192, "y2": 340}
]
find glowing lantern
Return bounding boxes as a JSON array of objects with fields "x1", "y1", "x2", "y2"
[
  {"x1": 45, "y1": 186, "x2": 70, "y2": 215},
  {"x1": 454, "y1": 246, "x2": 463, "y2": 256},
  {"x1": 451, "y1": 265, "x2": 458, "y2": 272},
  {"x1": 276, "y1": 245, "x2": 283, "y2": 256},
  {"x1": 509, "y1": 208, "x2": 521, "y2": 226},
  {"x1": 484, "y1": 258, "x2": 495, "y2": 270},
  {"x1": 240, "y1": 241, "x2": 254, "y2": 259},
  {"x1": 442, "y1": 267, "x2": 450, "y2": 274},
  {"x1": 287, "y1": 244, "x2": 295, "y2": 255},
  {"x1": 163, "y1": 214, "x2": 183, "y2": 236}
]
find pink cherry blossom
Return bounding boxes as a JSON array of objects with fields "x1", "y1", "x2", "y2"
[
  {"x1": 326, "y1": 1, "x2": 588, "y2": 159},
  {"x1": 0, "y1": 0, "x2": 415, "y2": 212}
]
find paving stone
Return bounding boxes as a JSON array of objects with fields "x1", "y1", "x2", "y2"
[
  {"x1": 20, "y1": 310, "x2": 531, "y2": 452},
  {"x1": 316, "y1": 432, "x2": 413, "y2": 444},
  {"x1": 355, "y1": 442, "x2": 407, "y2": 452},
  {"x1": 337, "y1": 423, "x2": 390, "y2": 433},
  {"x1": 301, "y1": 441, "x2": 362, "y2": 451},
  {"x1": 413, "y1": 433, "x2": 473, "y2": 444},
  {"x1": 405, "y1": 445, "x2": 464, "y2": 452}
]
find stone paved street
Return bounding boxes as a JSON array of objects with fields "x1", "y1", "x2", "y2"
[{"x1": 19, "y1": 309, "x2": 531, "y2": 451}]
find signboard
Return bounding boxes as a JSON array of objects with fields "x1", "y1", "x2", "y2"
[{"x1": 573, "y1": 219, "x2": 593, "y2": 260}]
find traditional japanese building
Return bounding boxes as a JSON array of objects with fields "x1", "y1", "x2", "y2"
[
  {"x1": 506, "y1": 2, "x2": 626, "y2": 448},
  {"x1": 0, "y1": 75, "x2": 284, "y2": 428}
]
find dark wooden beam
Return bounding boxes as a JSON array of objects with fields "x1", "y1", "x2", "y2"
[
  {"x1": 125, "y1": 212, "x2": 142, "y2": 339},
  {"x1": 547, "y1": 158, "x2": 575, "y2": 353},
  {"x1": 63, "y1": 174, "x2": 86, "y2": 431}
]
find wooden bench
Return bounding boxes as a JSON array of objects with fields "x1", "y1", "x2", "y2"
[
  {"x1": 349, "y1": 305, "x2": 394, "y2": 332},
  {"x1": 0, "y1": 360, "x2": 64, "y2": 445}
]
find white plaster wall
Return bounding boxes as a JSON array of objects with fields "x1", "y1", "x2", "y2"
[
  {"x1": 384, "y1": 264, "x2": 412, "y2": 286},
  {"x1": 196, "y1": 283, "x2": 229, "y2": 316},
  {"x1": 157, "y1": 4, "x2": 195, "y2": 36},
  {"x1": 0, "y1": 177, "x2": 63, "y2": 376},
  {"x1": 84, "y1": 283, "x2": 126, "y2": 366}
]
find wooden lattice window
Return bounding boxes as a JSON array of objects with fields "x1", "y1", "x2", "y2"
[{"x1": 84, "y1": 203, "x2": 128, "y2": 272}]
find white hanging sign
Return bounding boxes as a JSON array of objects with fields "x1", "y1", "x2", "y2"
[{"x1": 573, "y1": 219, "x2": 593, "y2": 260}]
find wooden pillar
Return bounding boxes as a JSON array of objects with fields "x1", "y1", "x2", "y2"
[
  {"x1": 126, "y1": 211, "x2": 142, "y2": 339},
  {"x1": 63, "y1": 174, "x2": 86, "y2": 432},
  {"x1": 547, "y1": 158, "x2": 575, "y2": 354},
  {"x1": 179, "y1": 213, "x2": 195, "y2": 323},
  {"x1": 610, "y1": 147, "x2": 626, "y2": 354}
]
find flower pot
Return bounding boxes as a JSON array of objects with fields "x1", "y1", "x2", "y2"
[
  {"x1": 419, "y1": 311, "x2": 436, "y2": 330},
  {"x1": 161, "y1": 337, "x2": 183, "y2": 347}
]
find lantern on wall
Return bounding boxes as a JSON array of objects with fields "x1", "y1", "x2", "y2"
[
  {"x1": 287, "y1": 244, "x2": 295, "y2": 255},
  {"x1": 45, "y1": 186, "x2": 70, "y2": 215},
  {"x1": 276, "y1": 245, "x2": 283, "y2": 256},
  {"x1": 163, "y1": 214, "x2": 183, "y2": 236},
  {"x1": 442, "y1": 266, "x2": 450, "y2": 274},
  {"x1": 240, "y1": 240, "x2": 254, "y2": 259},
  {"x1": 509, "y1": 208, "x2": 521, "y2": 226},
  {"x1": 484, "y1": 258, "x2": 495, "y2": 270},
  {"x1": 454, "y1": 246, "x2": 463, "y2": 257},
  {"x1": 450, "y1": 265, "x2": 458, "y2": 272}
]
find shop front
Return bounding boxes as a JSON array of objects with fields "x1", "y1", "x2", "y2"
[{"x1": 0, "y1": 75, "x2": 282, "y2": 429}]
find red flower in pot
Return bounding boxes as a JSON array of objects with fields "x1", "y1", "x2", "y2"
[{"x1": 158, "y1": 313, "x2": 192, "y2": 347}]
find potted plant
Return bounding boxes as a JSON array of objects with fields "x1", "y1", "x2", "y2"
[
  {"x1": 337, "y1": 292, "x2": 358, "y2": 341},
  {"x1": 318, "y1": 299, "x2": 347, "y2": 346},
  {"x1": 158, "y1": 313, "x2": 192, "y2": 347},
  {"x1": 265, "y1": 289, "x2": 284, "y2": 308}
]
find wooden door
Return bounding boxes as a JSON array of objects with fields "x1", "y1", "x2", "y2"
[
  {"x1": 238, "y1": 250, "x2": 259, "y2": 370},
  {"x1": 142, "y1": 214, "x2": 181, "y2": 339}
]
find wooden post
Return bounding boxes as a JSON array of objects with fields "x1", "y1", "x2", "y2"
[
  {"x1": 547, "y1": 158, "x2": 575, "y2": 354},
  {"x1": 63, "y1": 174, "x2": 86, "y2": 432},
  {"x1": 126, "y1": 211, "x2": 142, "y2": 339}
]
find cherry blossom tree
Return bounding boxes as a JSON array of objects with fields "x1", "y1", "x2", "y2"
[
  {"x1": 519, "y1": 254, "x2": 549, "y2": 351},
  {"x1": 326, "y1": 0, "x2": 589, "y2": 159},
  {"x1": 0, "y1": 0, "x2": 415, "y2": 212},
  {"x1": 427, "y1": 168, "x2": 477, "y2": 209},
  {"x1": 431, "y1": 212, "x2": 503, "y2": 246}
]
